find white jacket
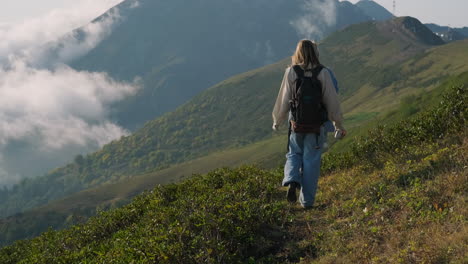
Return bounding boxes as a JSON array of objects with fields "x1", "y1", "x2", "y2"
[{"x1": 272, "y1": 66, "x2": 345, "y2": 131}]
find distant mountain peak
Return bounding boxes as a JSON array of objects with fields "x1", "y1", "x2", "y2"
[
  {"x1": 355, "y1": 0, "x2": 394, "y2": 21},
  {"x1": 388, "y1": 16, "x2": 445, "y2": 46}
]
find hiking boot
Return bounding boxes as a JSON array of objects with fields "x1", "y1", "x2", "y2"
[{"x1": 287, "y1": 182, "x2": 299, "y2": 203}]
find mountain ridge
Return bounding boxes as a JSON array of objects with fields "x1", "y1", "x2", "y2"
[{"x1": 425, "y1": 23, "x2": 468, "y2": 42}]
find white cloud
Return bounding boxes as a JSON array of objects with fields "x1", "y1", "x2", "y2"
[
  {"x1": 0, "y1": 62, "x2": 138, "y2": 150},
  {"x1": 290, "y1": 0, "x2": 338, "y2": 40},
  {"x1": 0, "y1": 0, "x2": 140, "y2": 186},
  {"x1": 30, "y1": 9, "x2": 123, "y2": 68},
  {"x1": 0, "y1": 0, "x2": 126, "y2": 68}
]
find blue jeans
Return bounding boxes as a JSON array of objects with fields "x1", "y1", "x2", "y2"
[{"x1": 282, "y1": 128, "x2": 324, "y2": 207}]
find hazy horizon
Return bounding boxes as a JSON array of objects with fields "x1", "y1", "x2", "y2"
[{"x1": 1, "y1": 0, "x2": 467, "y2": 28}]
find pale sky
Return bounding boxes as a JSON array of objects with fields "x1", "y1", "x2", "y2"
[
  {"x1": 0, "y1": 0, "x2": 467, "y2": 27},
  {"x1": 0, "y1": 0, "x2": 76, "y2": 23},
  {"x1": 0, "y1": 0, "x2": 118, "y2": 25}
]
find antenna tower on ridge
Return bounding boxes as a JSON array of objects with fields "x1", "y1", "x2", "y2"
[{"x1": 393, "y1": 0, "x2": 396, "y2": 16}]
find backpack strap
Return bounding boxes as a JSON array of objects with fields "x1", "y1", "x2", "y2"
[
  {"x1": 312, "y1": 65, "x2": 324, "y2": 78},
  {"x1": 292, "y1": 65, "x2": 305, "y2": 79}
]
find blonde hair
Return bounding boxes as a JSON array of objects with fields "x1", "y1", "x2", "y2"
[{"x1": 291, "y1": 39, "x2": 320, "y2": 68}]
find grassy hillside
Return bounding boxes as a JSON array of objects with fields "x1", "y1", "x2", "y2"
[
  {"x1": 330, "y1": 72, "x2": 468, "y2": 152},
  {"x1": 0, "y1": 17, "x2": 458, "y2": 222},
  {"x1": 322, "y1": 17, "x2": 444, "y2": 102},
  {"x1": 1, "y1": 74, "x2": 466, "y2": 263}
]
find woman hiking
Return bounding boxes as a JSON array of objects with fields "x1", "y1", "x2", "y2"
[{"x1": 272, "y1": 39, "x2": 347, "y2": 209}]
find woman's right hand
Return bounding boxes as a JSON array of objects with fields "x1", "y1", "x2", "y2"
[
  {"x1": 341, "y1": 129, "x2": 347, "y2": 138},
  {"x1": 335, "y1": 129, "x2": 347, "y2": 139}
]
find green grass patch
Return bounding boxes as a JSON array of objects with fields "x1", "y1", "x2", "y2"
[{"x1": 345, "y1": 112, "x2": 380, "y2": 127}]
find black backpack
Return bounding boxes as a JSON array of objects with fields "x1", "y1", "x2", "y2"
[{"x1": 289, "y1": 64, "x2": 328, "y2": 134}]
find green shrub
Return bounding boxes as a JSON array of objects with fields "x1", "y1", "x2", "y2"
[
  {"x1": 0, "y1": 167, "x2": 288, "y2": 264},
  {"x1": 323, "y1": 83, "x2": 467, "y2": 173}
]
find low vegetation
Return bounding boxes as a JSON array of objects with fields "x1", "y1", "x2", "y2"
[{"x1": 1, "y1": 74, "x2": 466, "y2": 263}]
